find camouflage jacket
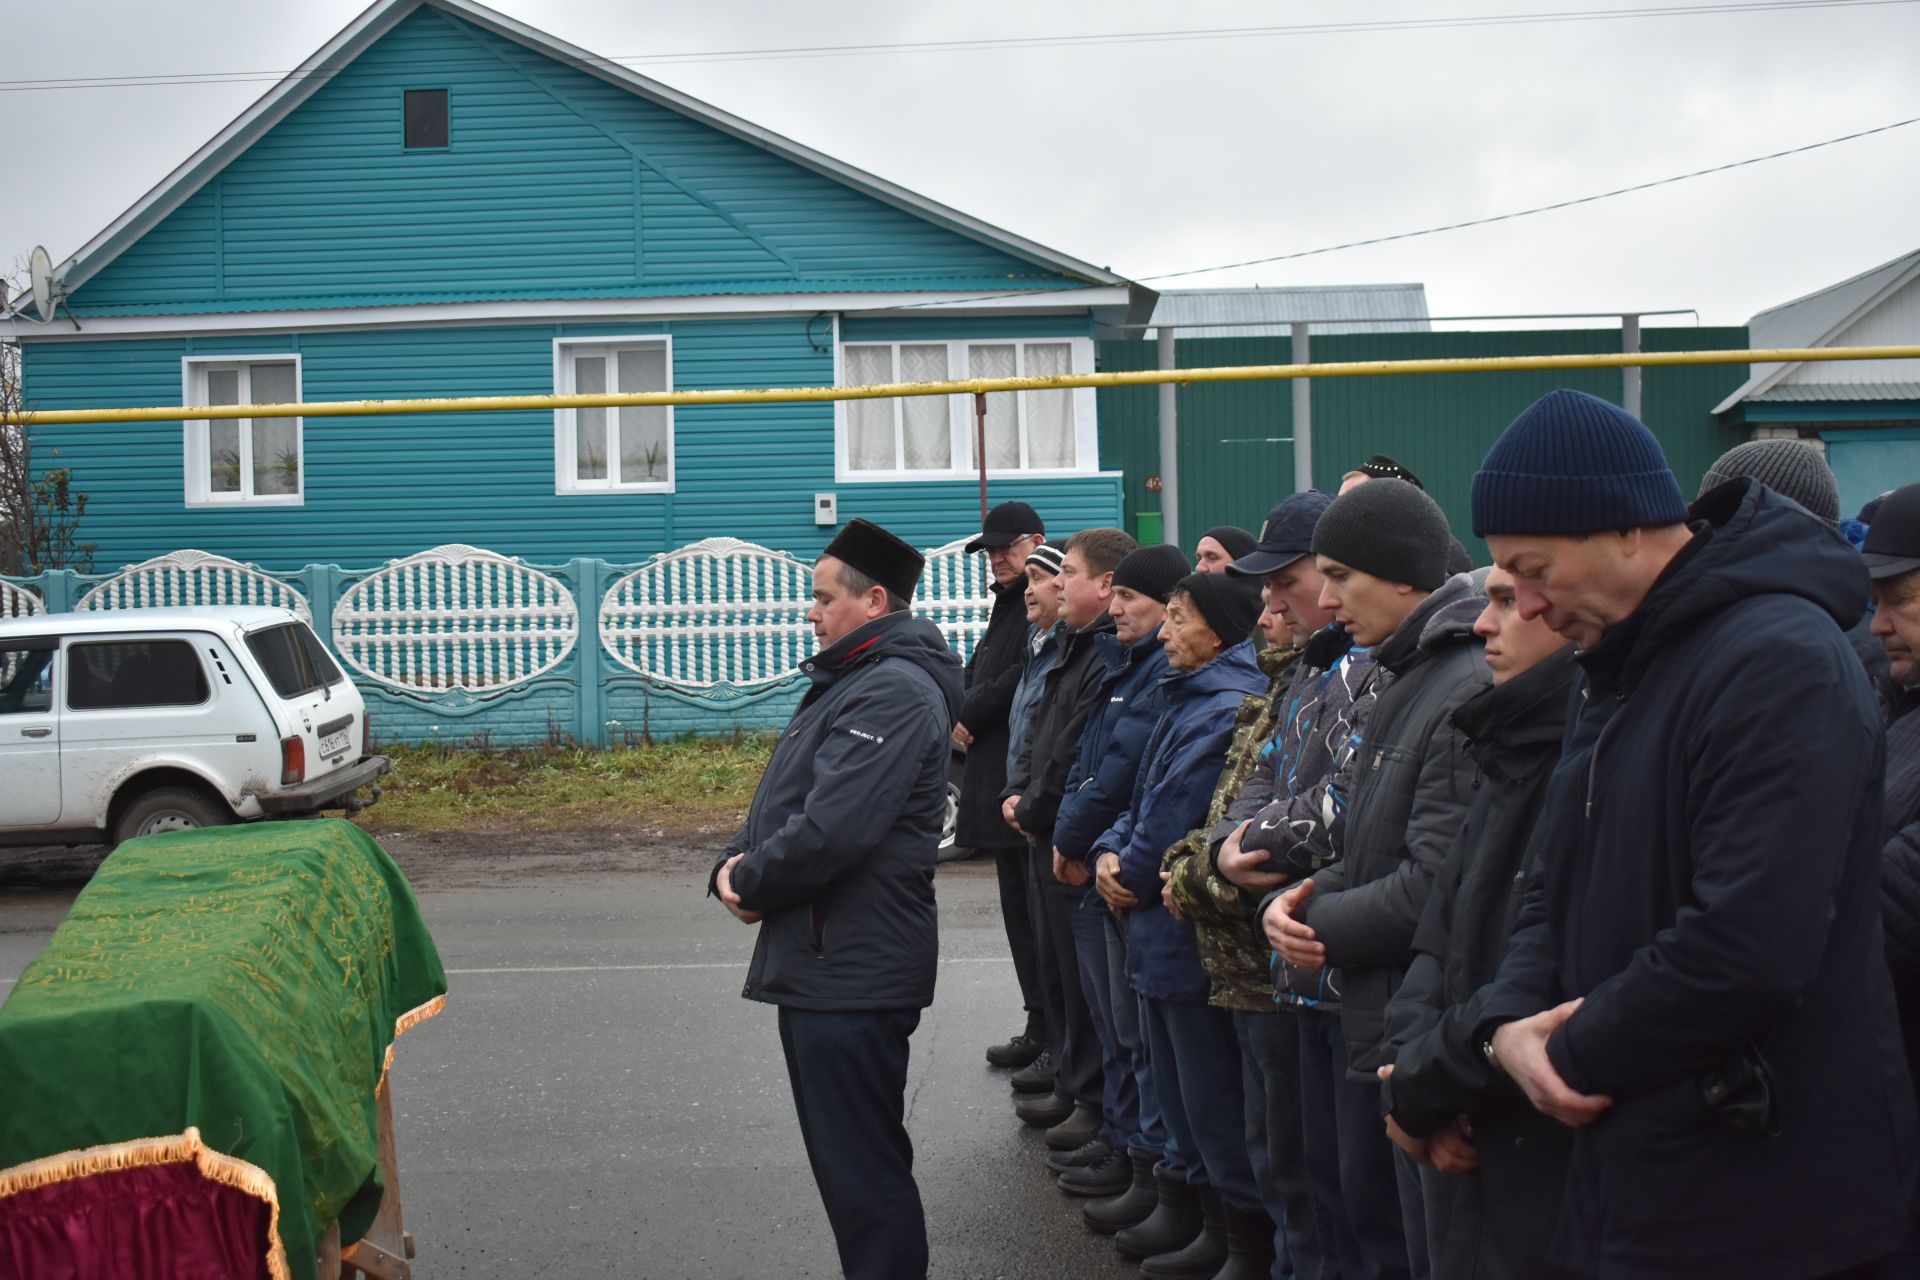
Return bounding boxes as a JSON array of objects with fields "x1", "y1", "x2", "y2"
[{"x1": 1164, "y1": 643, "x2": 1302, "y2": 1012}]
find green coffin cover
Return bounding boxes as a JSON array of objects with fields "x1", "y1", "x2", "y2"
[{"x1": 0, "y1": 819, "x2": 447, "y2": 1280}]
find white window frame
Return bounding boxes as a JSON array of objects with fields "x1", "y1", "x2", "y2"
[
  {"x1": 181, "y1": 354, "x2": 305, "y2": 508},
  {"x1": 833, "y1": 331, "x2": 1099, "y2": 482},
  {"x1": 552, "y1": 335, "x2": 675, "y2": 495}
]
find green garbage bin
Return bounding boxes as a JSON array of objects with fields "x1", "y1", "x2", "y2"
[{"x1": 1135, "y1": 511, "x2": 1164, "y2": 545}]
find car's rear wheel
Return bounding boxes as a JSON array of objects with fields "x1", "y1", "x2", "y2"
[
  {"x1": 937, "y1": 753, "x2": 970, "y2": 863},
  {"x1": 113, "y1": 786, "x2": 234, "y2": 847}
]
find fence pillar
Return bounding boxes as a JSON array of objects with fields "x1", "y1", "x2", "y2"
[
  {"x1": 1156, "y1": 326, "x2": 1180, "y2": 548},
  {"x1": 569, "y1": 557, "x2": 607, "y2": 748},
  {"x1": 41, "y1": 569, "x2": 76, "y2": 613},
  {"x1": 305, "y1": 563, "x2": 338, "y2": 653},
  {"x1": 1622, "y1": 314, "x2": 1643, "y2": 419},
  {"x1": 1291, "y1": 322, "x2": 1313, "y2": 492}
]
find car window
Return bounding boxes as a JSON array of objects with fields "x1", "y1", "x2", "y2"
[
  {"x1": 0, "y1": 642, "x2": 56, "y2": 716},
  {"x1": 66, "y1": 640, "x2": 211, "y2": 711},
  {"x1": 246, "y1": 622, "x2": 344, "y2": 699}
]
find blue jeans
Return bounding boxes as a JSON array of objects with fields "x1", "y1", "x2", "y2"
[
  {"x1": 1145, "y1": 995, "x2": 1264, "y2": 1211},
  {"x1": 1297, "y1": 1009, "x2": 1409, "y2": 1280},
  {"x1": 1237, "y1": 1009, "x2": 1325, "y2": 1280},
  {"x1": 778, "y1": 1006, "x2": 928, "y2": 1280},
  {"x1": 1106, "y1": 913, "x2": 1177, "y2": 1166}
]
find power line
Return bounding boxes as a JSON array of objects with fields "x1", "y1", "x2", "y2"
[
  {"x1": 875, "y1": 111, "x2": 1920, "y2": 309},
  {"x1": 0, "y1": 0, "x2": 1911, "y2": 92}
]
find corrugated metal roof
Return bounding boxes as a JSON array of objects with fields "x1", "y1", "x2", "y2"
[
  {"x1": 1716, "y1": 248, "x2": 1920, "y2": 413},
  {"x1": 1145, "y1": 285, "x2": 1429, "y2": 336},
  {"x1": 1749, "y1": 381, "x2": 1920, "y2": 402}
]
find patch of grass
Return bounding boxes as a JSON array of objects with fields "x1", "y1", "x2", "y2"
[{"x1": 356, "y1": 733, "x2": 775, "y2": 835}]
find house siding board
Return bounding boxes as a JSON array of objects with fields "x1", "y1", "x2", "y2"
[
  {"x1": 1095, "y1": 327, "x2": 1749, "y2": 554},
  {"x1": 23, "y1": 316, "x2": 1121, "y2": 569},
  {"x1": 67, "y1": 6, "x2": 1074, "y2": 317}
]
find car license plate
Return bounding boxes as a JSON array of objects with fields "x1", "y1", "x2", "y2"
[{"x1": 320, "y1": 729, "x2": 351, "y2": 759}]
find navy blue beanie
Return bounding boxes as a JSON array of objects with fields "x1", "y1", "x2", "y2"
[{"x1": 1471, "y1": 389, "x2": 1689, "y2": 537}]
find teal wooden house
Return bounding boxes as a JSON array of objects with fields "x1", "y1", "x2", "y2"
[{"x1": 10, "y1": 0, "x2": 1152, "y2": 573}]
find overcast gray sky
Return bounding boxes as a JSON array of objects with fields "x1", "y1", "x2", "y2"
[{"x1": 3, "y1": 0, "x2": 1916, "y2": 327}]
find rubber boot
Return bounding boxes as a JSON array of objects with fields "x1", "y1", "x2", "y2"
[
  {"x1": 1084, "y1": 1148, "x2": 1160, "y2": 1235},
  {"x1": 1114, "y1": 1163, "x2": 1200, "y2": 1261},
  {"x1": 1139, "y1": 1185, "x2": 1228, "y2": 1278},
  {"x1": 1207, "y1": 1199, "x2": 1279, "y2": 1280}
]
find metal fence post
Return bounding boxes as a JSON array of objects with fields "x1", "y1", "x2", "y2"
[
  {"x1": 1156, "y1": 326, "x2": 1180, "y2": 548},
  {"x1": 304, "y1": 563, "x2": 337, "y2": 653},
  {"x1": 42, "y1": 569, "x2": 75, "y2": 613},
  {"x1": 1291, "y1": 322, "x2": 1313, "y2": 492},
  {"x1": 1622, "y1": 314, "x2": 1643, "y2": 419},
  {"x1": 570, "y1": 557, "x2": 606, "y2": 748}
]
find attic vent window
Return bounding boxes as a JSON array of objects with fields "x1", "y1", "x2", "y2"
[{"x1": 404, "y1": 89, "x2": 448, "y2": 149}]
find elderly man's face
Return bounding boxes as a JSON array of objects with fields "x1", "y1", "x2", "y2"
[
  {"x1": 986, "y1": 534, "x2": 1040, "y2": 586},
  {"x1": 1873, "y1": 570, "x2": 1920, "y2": 688},
  {"x1": 1483, "y1": 532, "x2": 1651, "y2": 652}
]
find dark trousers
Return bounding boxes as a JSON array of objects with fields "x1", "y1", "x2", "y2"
[
  {"x1": 1106, "y1": 913, "x2": 1176, "y2": 1163},
  {"x1": 1394, "y1": 1147, "x2": 1432, "y2": 1280},
  {"x1": 992, "y1": 843, "x2": 1044, "y2": 1029},
  {"x1": 777, "y1": 1006, "x2": 928, "y2": 1280},
  {"x1": 1298, "y1": 1009, "x2": 1410, "y2": 1280},
  {"x1": 1027, "y1": 838, "x2": 1103, "y2": 1109},
  {"x1": 1145, "y1": 995, "x2": 1264, "y2": 1210},
  {"x1": 1070, "y1": 886, "x2": 1139, "y2": 1147},
  {"x1": 1237, "y1": 1008, "x2": 1326, "y2": 1280}
]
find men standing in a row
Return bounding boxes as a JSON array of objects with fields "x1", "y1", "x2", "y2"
[
  {"x1": 1473, "y1": 389, "x2": 1918, "y2": 1278},
  {"x1": 1379, "y1": 565, "x2": 1577, "y2": 1279},
  {"x1": 1263, "y1": 479, "x2": 1490, "y2": 1280},
  {"x1": 711, "y1": 519, "x2": 961, "y2": 1280},
  {"x1": 959, "y1": 502, "x2": 1051, "y2": 1070},
  {"x1": 1004, "y1": 529, "x2": 1137, "y2": 1144}
]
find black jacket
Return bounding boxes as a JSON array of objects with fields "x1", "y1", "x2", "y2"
[
  {"x1": 1479, "y1": 480, "x2": 1919, "y2": 1280},
  {"x1": 1296, "y1": 572, "x2": 1491, "y2": 1079},
  {"x1": 956, "y1": 580, "x2": 1030, "y2": 850},
  {"x1": 1005, "y1": 614, "x2": 1118, "y2": 841},
  {"x1": 715, "y1": 611, "x2": 963, "y2": 1011},
  {"x1": 1383, "y1": 645, "x2": 1579, "y2": 1280},
  {"x1": 1883, "y1": 685, "x2": 1920, "y2": 1109}
]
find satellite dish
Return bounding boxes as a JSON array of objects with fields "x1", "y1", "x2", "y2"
[{"x1": 28, "y1": 246, "x2": 56, "y2": 322}]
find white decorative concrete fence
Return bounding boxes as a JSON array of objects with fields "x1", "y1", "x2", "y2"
[
  {"x1": 4, "y1": 538, "x2": 994, "y2": 744},
  {"x1": 333, "y1": 544, "x2": 580, "y2": 693},
  {"x1": 0, "y1": 581, "x2": 42, "y2": 620},
  {"x1": 74, "y1": 549, "x2": 312, "y2": 623}
]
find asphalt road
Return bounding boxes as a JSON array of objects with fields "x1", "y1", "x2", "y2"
[{"x1": 0, "y1": 857, "x2": 1142, "y2": 1280}]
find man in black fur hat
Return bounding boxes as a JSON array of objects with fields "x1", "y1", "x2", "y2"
[{"x1": 711, "y1": 518, "x2": 963, "y2": 1280}]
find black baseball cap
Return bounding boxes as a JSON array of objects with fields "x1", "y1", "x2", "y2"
[
  {"x1": 1863, "y1": 483, "x2": 1920, "y2": 581},
  {"x1": 965, "y1": 501, "x2": 1044, "y2": 553},
  {"x1": 1227, "y1": 490, "x2": 1336, "y2": 577}
]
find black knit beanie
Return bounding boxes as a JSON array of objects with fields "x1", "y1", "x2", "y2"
[
  {"x1": 1026, "y1": 539, "x2": 1068, "y2": 577},
  {"x1": 1112, "y1": 544, "x2": 1190, "y2": 604},
  {"x1": 1472, "y1": 389, "x2": 1688, "y2": 537},
  {"x1": 1698, "y1": 439, "x2": 1840, "y2": 525},
  {"x1": 1201, "y1": 525, "x2": 1258, "y2": 562},
  {"x1": 1311, "y1": 479, "x2": 1453, "y2": 591},
  {"x1": 1173, "y1": 571, "x2": 1263, "y2": 648}
]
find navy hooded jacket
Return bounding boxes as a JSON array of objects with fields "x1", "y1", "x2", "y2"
[
  {"x1": 1053, "y1": 626, "x2": 1172, "y2": 864},
  {"x1": 1478, "y1": 480, "x2": 1919, "y2": 1279},
  {"x1": 714, "y1": 610, "x2": 964, "y2": 1012},
  {"x1": 1093, "y1": 639, "x2": 1268, "y2": 1002}
]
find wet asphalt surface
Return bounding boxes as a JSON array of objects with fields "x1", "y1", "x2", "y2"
[{"x1": 0, "y1": 856, "x2": 1141, "y2": 1280}]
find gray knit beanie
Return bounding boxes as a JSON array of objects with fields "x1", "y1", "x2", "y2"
[
  {"x1": 1311, "y1": 478, "x2": 1453, "y2": 591},
  {"x1": 1698, "y1": 439, "x2": 1840, "y2": 525}
]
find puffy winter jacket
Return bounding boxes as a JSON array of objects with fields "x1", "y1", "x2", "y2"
[
  {"x1": 1478, "y1": 480, "x2": 1918, "y2": 1280},
  {"x1": 1094, "y1": 640, "x2": 1269, "y2": 1002},
  {"x1": 1004, "y1": 614, "x2": 1117, "y2": 841},
  {"x1": 715, "y1": 610, "x2": 963, "y2": 1012},
  {"x1": 1053, "y1": 626, "x2": 1172, "y2": 864},
  {"x1": 956, "y1": 580, "x2": 1031, "y2": 850},
  {"x1": 1294, "y1": 571, "x2": 1490, "y2": 1080},
  {"x1": 1883, "y1": 685, "x2": 1920, "y2": 1110},
  {"x1": 1381, "y1": 644, "x2": 1579, "y2": 1280},
  {"x1": 1164, "y1": 642, "x2": 1303, "y2": 1012}
]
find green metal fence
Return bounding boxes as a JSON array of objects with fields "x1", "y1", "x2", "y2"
[{"x1": 1095, "y1": 327, "x2": 1751, "y2": 556}]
